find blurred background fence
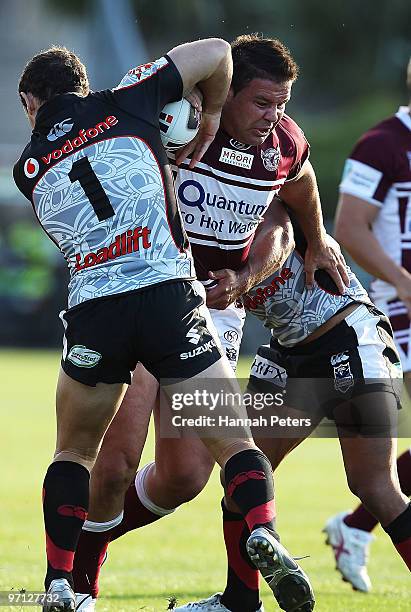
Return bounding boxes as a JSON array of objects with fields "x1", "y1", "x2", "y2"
[{"x1": 0, "y1": 0, "x2": 410, "y2": 349}]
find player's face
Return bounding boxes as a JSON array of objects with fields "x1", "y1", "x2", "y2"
[{"x1": 222, "y1": 78, "x2": 293, "y2": 145}]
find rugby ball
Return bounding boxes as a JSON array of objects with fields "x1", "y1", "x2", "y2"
[{"x1": 159, "y1": 99, "x2": 201, "y2": 151}]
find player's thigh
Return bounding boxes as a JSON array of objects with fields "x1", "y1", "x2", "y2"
[
  {"x1": 247, "y1": 342, "x2": 322, "y2": 469},
  {"x1": 153, "y1": 393, "x2": 215, "y2": 492},
  {"x1": 93, "y1": 363, "x2": 158, "y2": 476},
  {"x1": 337, "y1": 391, "x2": 400, "y2": 494},
  {"x1": 56, "y1": 368, "x2": 126, "y2": 457}
]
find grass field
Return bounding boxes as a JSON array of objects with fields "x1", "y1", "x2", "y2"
[{"x1": 0, "y1": 349, "x2": 410, "y2": 611}]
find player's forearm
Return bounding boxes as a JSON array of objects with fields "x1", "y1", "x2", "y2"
[
  {"x1": 336, "y1": 223, "x2": 407, "y2": 285},
  {"x1": 197, "y1": 44, "x2": 232, "y2": 115},
  {"x1": 238, "y1": 207, "x2": 294, "y2": 294},
  {"x1": 168, "y1": 39, "x2": 232, "y2": 113},
  {"x1": 279, "y1": 161, "x2": 326, "y2": 247}
]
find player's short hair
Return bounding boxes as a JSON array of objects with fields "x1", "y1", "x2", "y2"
[
  {"x1": 230, "y1": 34, "x2": 299, "y2": 95},
  {"x1": 407, "y1": 57, "x2": 411, "y2": 96},
  {"x1": 18, "y1": 46, "x2": 89, "y2": 109}
]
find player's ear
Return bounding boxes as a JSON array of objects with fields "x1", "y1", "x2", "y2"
[{"x1": 20, "y1": 92, "x2": 41, "y2": 126}]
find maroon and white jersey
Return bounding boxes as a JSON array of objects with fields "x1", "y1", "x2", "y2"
[
  {"x1": 339, "y1": 106, "x2": 411, "y2": 302},
  {"x1": 171, "y1": 115, "x2": 309, "y2": 286}
]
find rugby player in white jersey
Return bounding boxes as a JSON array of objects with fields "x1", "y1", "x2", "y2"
[
  {"x1": 14, "y1": 39, "x2": 310, "y2": 612},
  {"x1": 71, "y1": 36, "x2": 348, "y2": 612},
  {"x1": 324, "y1": 57, "x2": 411, "y2": 592}
]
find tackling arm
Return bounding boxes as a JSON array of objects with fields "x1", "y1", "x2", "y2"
[
  {"x1": 279, "y1": 160, "x2": 349, "y2": 292},
  {"x1": 206, "y1": 198, "x2": 294, "y2": 310},
  {"x1": 168, "y1": 39, "x2": 232, "y2": 168}
]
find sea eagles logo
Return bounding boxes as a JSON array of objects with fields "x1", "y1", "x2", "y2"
[
  {"x1": 261, "y1": 146, "x2": 280, "y2": 171},
  {"x1": 229, "y1": 139, "x2": 252, "y2": 151},
  {"x1": 47, "y1": 117, "x2": 74, "y2": 141}
]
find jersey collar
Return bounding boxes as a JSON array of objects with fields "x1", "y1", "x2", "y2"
[
  {"x1": 396, "y1": 106, "x2": 411, "y2": 131},
  {"x1": 34, "y1": 93, "x2": 85, "y2": 131}
]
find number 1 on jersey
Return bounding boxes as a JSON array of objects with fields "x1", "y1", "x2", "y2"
[{"x1": 69, "y1": 156, "x2": 115, "y2": 221}]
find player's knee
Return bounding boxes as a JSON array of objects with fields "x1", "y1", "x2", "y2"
[
  {"x1": 346, "y1": 471, "x2": 391, "y2": 506},
  {"x1": 158, "y1": 459, "x2": 214, "y2": 503},
  {"x1": 93, "y1": 452, "x2": 137, "y2": 501}
]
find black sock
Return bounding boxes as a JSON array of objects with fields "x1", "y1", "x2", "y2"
[
  {"x1": 43, "y1": 461, "x2": 90, "y2": 590},
  {"x1": 383, "y1": 503, "x2": 411, "y2": 543},
  {"x1": 224, "y1": 449, "x2": 276, "y2": 535},
  {"x1": 220, "y1": 501, "x2": 261, "y2": 612}
]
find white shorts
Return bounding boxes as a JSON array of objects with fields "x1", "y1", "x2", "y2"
[
  {"x1": 373, "y1": 296, "x2": 411, "y2": 373},
  {"x1": 209, "y1": 301, "x2": 246, "y2": 371}
]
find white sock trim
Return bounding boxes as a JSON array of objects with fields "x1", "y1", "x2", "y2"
[
  {"x1": 82, "y1": 511, "x2": 124, "y2": 532},
  {"x1": 135, "y1": 462, "x2": 176, "y2": 516}
]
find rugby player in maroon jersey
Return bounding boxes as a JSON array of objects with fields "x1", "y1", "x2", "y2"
[
  {"x1": 15, "y1": 38, "x2": 309, "y2": 612},
  {"x1": 70, "y1": 36, "x2": 349, "y2": 612},
  {"x1": 324, "y1": 57, "x2": 411, "y2": 592}
]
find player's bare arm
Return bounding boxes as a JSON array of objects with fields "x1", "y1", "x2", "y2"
[
  {"x1": 206, "y1": 198, "x2": 294, "y2": 309},
  {"x1": 168, "y1": 39, "x2": 233, "y2": 168},
  {"x1": 335, "y1": 192, "x2": 411, "y2": 316},
  {"x1": 279, "y1": 160, "x2": 349, "y2": 292}
]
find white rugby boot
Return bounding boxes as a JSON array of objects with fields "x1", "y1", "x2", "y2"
[
  {"x1": 246, "y1": 527, "x2": 315, "y2": 612},
  {"x1": 75, "y1": 593, "x2": 96, "y2": 611},
  {"x1": 323, "y1": 510, "x2": 373, "y2": 592},
  {"x1": 173, "y1": 593, "x2": 264, "y2": 611},
  {"x1": 42, "y1": 578, "x2": 75, "y2": 611}
]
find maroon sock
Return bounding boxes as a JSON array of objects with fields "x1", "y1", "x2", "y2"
[
  {"x1": 344, "y1": 449, "x2": 411, "y2": 532},
  {"x1": 384, "y1": 503, "x2": 411, "y2": 571},
  {"x1": 220, "y1": 501, "x2": 261, "y2": 612},
  {"x1": 110, "y1": 480, "x2": 162, "y2": 540},
  {"x1": 73, "y1": 479, "x2": 162, "y2": 597},
  {"x1": 72, "y1": 531, "x2": 110, "y2": 598}
]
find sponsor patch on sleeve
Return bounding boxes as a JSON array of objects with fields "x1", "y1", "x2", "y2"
[{"x1": 339, "y1": 159, "x2": 383, "y2": 202}]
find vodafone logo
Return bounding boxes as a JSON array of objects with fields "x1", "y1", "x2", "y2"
[{"x1": 24, "y1": 157, "x2": 39, "y2": 178}]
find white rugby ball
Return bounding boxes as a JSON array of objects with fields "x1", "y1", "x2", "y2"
[{"x1": 159, "y1": 99, "x2": 201, "y2": 151}]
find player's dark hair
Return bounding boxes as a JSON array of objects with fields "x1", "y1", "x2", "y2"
[
  {"x1": 18, "y1": 46, "x2": 89, "y2": 109},
  {"x1": 230, "y1": 34, "x2": 299, "y2": 95}
]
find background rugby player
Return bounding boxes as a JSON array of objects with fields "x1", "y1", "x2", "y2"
[
  {"x1": 71, "y1": 36, "x2": 348, "y2": 612},
  {"x1": 13, "y1": 39, "x2": 295, "y2": 612},
  {"x1": 326, "y1": 56, "x2": 411, "y2": 592}
]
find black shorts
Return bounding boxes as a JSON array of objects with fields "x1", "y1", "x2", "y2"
[
  {"x1": 248, "y1": 304, "x2": 403, "y2": 419},
  {"x1": 60, "y1": 280, "x2": 222, "y2": 386}
]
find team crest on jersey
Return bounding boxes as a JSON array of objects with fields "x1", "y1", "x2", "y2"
[
  {"x1": 261, "y1": 146, "x2": 280, "y2": 171},
  {"x1": 229, "y1": 139, "x2": 252, "y2": 151},
  {"x1": 24, "y1": 157, "x2": 39, "y2": 178},
  {"x1": 47, "y1": 117, "x2": 74, "y2": 141}
]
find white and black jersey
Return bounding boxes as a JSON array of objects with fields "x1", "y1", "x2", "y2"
[{"x1": 14, "y1": 57, "x2": 194, "y2": 310}]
